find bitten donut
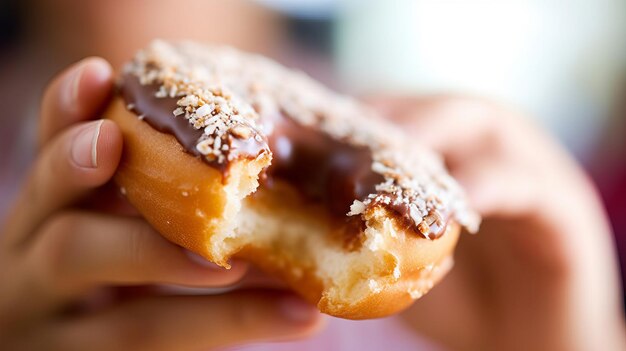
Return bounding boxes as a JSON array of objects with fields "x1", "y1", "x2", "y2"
[{"x1": 105, "y1": 40, "x2": 480, "y2": 319}]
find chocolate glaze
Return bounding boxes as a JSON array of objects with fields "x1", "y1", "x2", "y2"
[
  {"x1": 120, "y1": 74, "x2": 267, "y2": 174},
  {"x1": 119, "y1": 76, "x2": 449, "y2": 239},
  {"x1": 266, "y1": 113, "x2": 384, "y2": 217},
  {"x1": 264, "y1": 112, "x2": 449, "y2": 239},
  {"x1": 121, "y1": 75, "x2": 203, "y2": 154},
  {"x1": 387, "y1": 203, "x2": 449, "y2": 240}
]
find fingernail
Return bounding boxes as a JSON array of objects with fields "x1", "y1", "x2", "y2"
[
  {"x1": 279, "y1": 296, "x2": 317, "y2": 323},
  {"x1": 62, "y1": 58, "x2": 111, "y2": 112},
  {"x1": 72, "y1": 120, "x2": 103, "y2": 168},
  {"x1": 184, "y1": 250, "x2": 227, "y2": 270},
  {"x1": 63, "y1": 62, "x2": 87, "y2": 110}
]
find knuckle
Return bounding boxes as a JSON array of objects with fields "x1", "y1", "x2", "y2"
[
  {"x1": 443, "y1": 95, "x2": 519, "y2": 124},
  {"x1": 25, "y1": 155, "x2": 68, "y2": 220},
  {"x1": 444, "y1": 96, "x2": 527, "y2": 148},
  {"x1": 33, "y1": 212, "x2": 82, "y2": 285},
  {"x1": 38, "y1": 213, "x2": 75, "y2": 261},
  {"x1": 454, "y1": 97, "x2": 501, "y2": 124}
]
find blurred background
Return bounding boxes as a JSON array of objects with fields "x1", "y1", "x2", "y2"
[{"x1": 1, "y1": 0, "x2": 625, "y2": 347}]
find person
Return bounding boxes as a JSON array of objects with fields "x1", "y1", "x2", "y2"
[
  {"x1": 0, "y1": 57, "x2": 624, "y2": 351},
  {"x1": 1, "y1": 1, "x2": 625, "y2": 350}
]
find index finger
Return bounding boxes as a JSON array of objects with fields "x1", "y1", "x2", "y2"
[
  {"x1": 366, "y1": 95, "x2": 573, "y2": 217},
  {"x1": 366, "y1": 95, "x2": 516, "y2": 162}
]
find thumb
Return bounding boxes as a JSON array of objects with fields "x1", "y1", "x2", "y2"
[{"x1": 4, "y1": 120, "x2": 122, "y2": 248}]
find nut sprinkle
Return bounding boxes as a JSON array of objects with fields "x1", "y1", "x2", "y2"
[
  {"x1": 122, "y1": 40, "x2": 480, "y2": 238},
  {"x1": 123, "y1": 42, "x2": 266, "y2": 165}
]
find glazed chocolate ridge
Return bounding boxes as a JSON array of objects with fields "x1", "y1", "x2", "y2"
[
  {"x1": 265, "y1": 112, "x2": 385, "y2": 218},
  {"x1": 387, "y1": 204, "x2": 449, "y2": 240},
  {"x1": 119, "y1": 74, "x2": 449, "y2": 239},
  {"x1": 265, "y1": 114, "x2": 450, "y2": 239},
  {"x1": 266, "y1": 115, "x2": 449, "y2": 239},
  {"x1": 120, "y1": 74, "x2": 268, "y2": 173},
  {"x1": 121, "y1": 74, "x2": 203, "y2": 155},
  {"x1": 116, "y1": 41, "x2": 482, "y2": 239}
]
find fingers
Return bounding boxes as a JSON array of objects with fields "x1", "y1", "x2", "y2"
[
  {"x1": 78, "y1": 182, "x2": 142, "y2": 216},
  {"x1": 39, "y1": 57, "x2": 113, "y2": 148},
  {"x1": 54, "y1": 292, "x2": 322, "y2": 351},
  {"x1": 24, "y1": 212, "x2": 247, "y2": 304},
  {"x1": 4, "y1": 120, "x2": 122, "y2": 248},
  {"x1": 5, "y1": 58, "x2": 117, "y2": 247},
  {"x1": 367, "y1": 96, "x2": 547, "y2": 217},
  {"x1": 450, "y1": 158, "x2": 540, "y2": 217},
  {"x1": 236, "y1": 267, "x2": 289, "y2": 289},
  {"x1": 368, "y1": 96, "x2": 514, "y2": 161}
]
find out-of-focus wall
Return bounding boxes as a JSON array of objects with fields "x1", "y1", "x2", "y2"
[{"x1": 335, "y1": 0, "x2": 626, "y2": 158}]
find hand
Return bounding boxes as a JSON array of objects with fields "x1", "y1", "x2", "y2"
[
  {"x1": 369, "y1": 96, "x2": 626, "y2": 351},
  {"x1": 0, "y1": 58, "x2": 322, "y2": 351}
]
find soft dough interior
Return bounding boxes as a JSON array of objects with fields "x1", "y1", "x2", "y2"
[
  {"x1": 107, "y1": 96, "x2": 458, "y2": 318},
  {"x1": 206, "y1": 159, "x2": 399, "y2": 309}
]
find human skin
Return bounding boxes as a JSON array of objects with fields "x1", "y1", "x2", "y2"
[
  {"x1": 26, "y1": 0, "x2": 285, "y2": 69},
  {"x1": 0, "y1": 0, "x2": 285, "y2": 218},
  {"x1": 367, "y1": 97, "x2": 626, "y2": 351},
  {"x1": 0, "y1": 59, "x2": 323, "y2": 350},
  {"x1": 2, "y1": 58, "x2": 625, "y2": 350},
  {"x1": 1, "y1": 1, "x2": 625, "y2": 345}
]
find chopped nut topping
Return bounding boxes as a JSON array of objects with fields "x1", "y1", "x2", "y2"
[
  {"x1": 231, "y1": 125, "x2": 252, "y2": 140},
  {"x1": 348, "y1": 200, "x2": 366, "y2": 216},
  {"x1": 123, "y1": 40, "x2": 480, "y2": 238},
  {"x1": 124, "y1": 41, "x2": 266, "y2": 164}
]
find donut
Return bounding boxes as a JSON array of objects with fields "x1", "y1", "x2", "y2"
[{"x1": 105, "y1": 40, "x2": 480, "y2": 319}]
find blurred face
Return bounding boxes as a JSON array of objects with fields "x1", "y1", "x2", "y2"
[{"x1": 28, "y1": 0, "x2": 284, "y2": 68}]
